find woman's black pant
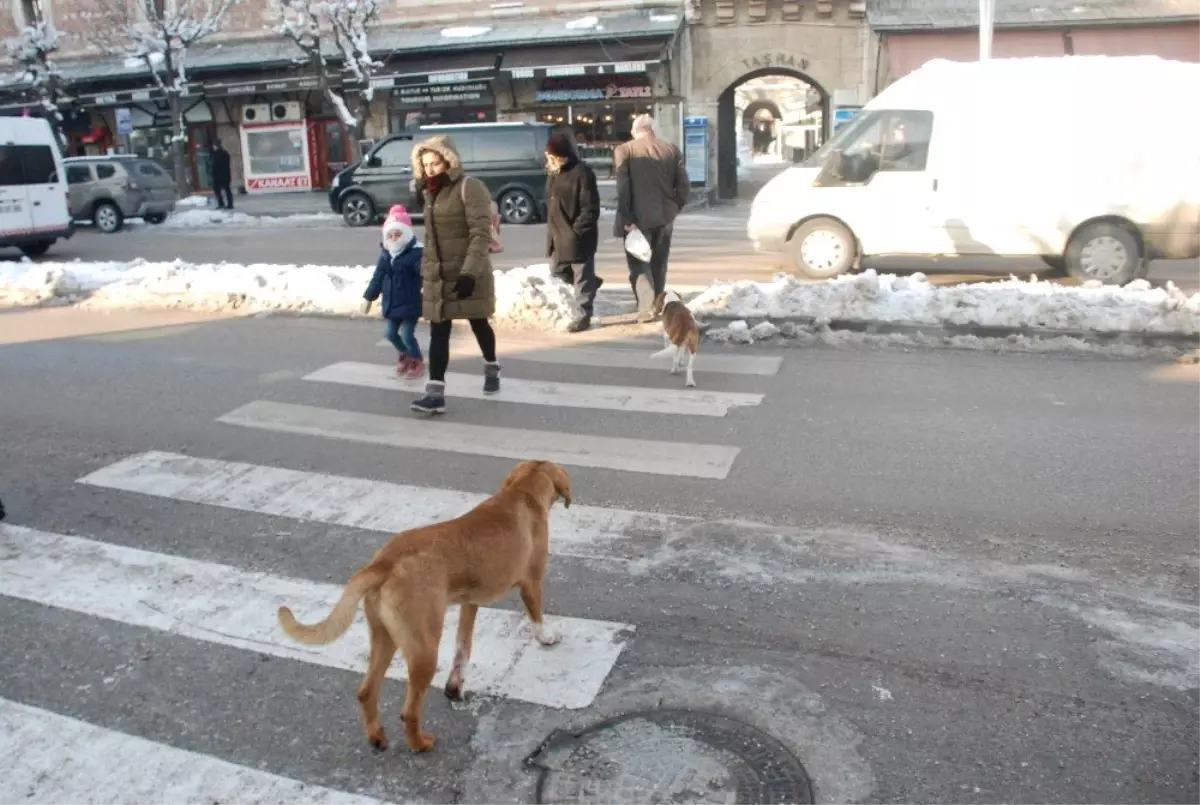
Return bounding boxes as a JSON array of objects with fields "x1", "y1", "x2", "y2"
[{"x1": 428, "y1": 318, "x2": 497, "y2": 382}]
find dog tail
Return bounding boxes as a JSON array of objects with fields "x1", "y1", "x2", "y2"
[
  {"x1": 650, "y1": 345, "x2": 676, "y2": 359},
  {"x1": 277, "y1": 561, "x2": 390, "y2": 645}
]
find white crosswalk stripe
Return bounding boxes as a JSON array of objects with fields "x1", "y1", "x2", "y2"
[{"x1": 2, "y1": 323, "x2": 782, "y2": 797}]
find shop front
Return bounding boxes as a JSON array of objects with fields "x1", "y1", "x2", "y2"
[
  {"x1": 499, "y1": 40, "x2": 682, "y2": 172},
  {"x1": 373, "y1": 54, "x2": 499, "y2": 133}
]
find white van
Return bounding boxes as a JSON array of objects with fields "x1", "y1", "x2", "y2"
[
  {"x1": 0, "y1": 116, "x2": 74, "y2": 257},
  {"x1": 747, "y1": 55, "x2": 1200, "y2": 286}
]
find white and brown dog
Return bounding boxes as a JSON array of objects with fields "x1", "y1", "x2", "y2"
[{"x1": 650, "y1": 289, "x2": 699, "y2": 387}]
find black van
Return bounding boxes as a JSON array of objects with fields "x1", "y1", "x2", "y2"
[{"x1": 328, "y1": 122, "x2": 552, "y2": 228}]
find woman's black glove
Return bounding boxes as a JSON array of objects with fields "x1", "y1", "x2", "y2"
[{"x1": 453, "y1": 275, "x2": 476, "y2": 299}]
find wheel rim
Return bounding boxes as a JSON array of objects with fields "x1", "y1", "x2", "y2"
[
  {"x1": 800, "y1": 229, "x2": 844, "y2": 272},
  {"x1": 344, "y1": 197, "x2": 371, "y2": 226},
  {"x1": 97, "y1": 206, "x2": 118, "y2": 232},
  {"x1": 501, "y1": 193, "x2": 530, "y2": 223},
  {"x1": 1079, "y1": 235, "x2": 1130, "y2": 281}
]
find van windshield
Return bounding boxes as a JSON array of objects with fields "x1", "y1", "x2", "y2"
[{"x1": 802, "y1": 109, "x2": 884, "y2": 168}]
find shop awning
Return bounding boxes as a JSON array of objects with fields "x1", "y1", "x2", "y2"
[
  {"x1": 500, "y1": 40, "x2": 670, "y2": 79},
  {"x1": 370, "y1": 53, "x2": 499, "y2": 90}
]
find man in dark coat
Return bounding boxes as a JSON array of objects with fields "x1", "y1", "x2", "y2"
[
  {"x1": 612, "y1": 114, "x2": 690, "y2": 321},
  {"x1": 210, "y1": 140, "x2": 233, "y2": 210},
  {"x1": 544, "y1": 131, "x2": 602, "y2": 333}
]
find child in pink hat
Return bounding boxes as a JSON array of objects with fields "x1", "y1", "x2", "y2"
[{"x1": 361, "y1": 205, "x2": 425, "y2": 378}]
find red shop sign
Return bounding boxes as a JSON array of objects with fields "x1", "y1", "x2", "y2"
[{"x1": 247, "y1": 175, "x2": 312, "y2": 190}]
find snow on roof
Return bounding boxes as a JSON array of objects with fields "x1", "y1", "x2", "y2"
[{"x1": 868, "y1": 0, "x2": 1200, "y2": 31}]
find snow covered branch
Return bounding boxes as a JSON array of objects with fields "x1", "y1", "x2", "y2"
[
  {"x1": 267, "y1": 0, "x2": 382, "y2": 134},
  {"x1": 3, "y1": 20, "x2": 70, "y2": 145}
]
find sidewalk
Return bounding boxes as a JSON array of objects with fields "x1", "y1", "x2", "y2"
[{"x1": 180, "y1": 180, "x2": 641, "y2": 218}]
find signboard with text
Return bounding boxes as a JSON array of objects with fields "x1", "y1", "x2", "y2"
[{"x1": 389, "y1": 82, "x2": 493, "y2": 109}]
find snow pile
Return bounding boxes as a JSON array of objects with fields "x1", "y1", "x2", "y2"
[
  {"x1": 161, "y1": 209, "x2": 341, "y2": 228},
  {"x1": 688, "y1": 270, "x2": 1200, "y2": 335},
  {"x1": 491, "y1": 263, "x2": 583, "y2": 331},
  {"x1": 176, "y1": 195, "x2": 212, "y2": 209},
  {"x1": 0, "y1": 258, "x2": 583, "y2": 330}
]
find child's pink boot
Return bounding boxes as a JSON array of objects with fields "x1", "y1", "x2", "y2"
[{"x1": 404, "y1": 358, "x2": 426, "y2": 380}]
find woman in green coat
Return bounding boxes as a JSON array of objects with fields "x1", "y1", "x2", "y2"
[{"x1": 408, "y1": 135, "x2": 500, "y2": 415}]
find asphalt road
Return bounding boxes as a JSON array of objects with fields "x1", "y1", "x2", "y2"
[
  {"x1": 0, "y1": 304, "x2": 1197, "y2": 804},
  {"x1": 6, "y1": 208, "x2": 1197, "y2": 293}
]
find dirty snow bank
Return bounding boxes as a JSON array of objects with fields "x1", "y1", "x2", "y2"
[
  {"x1": 688, "y1": 271, "x2": 1200, "y2": 335},
  {"x1": 0, "y1": 259, "x2": 583, "y2": 330},
  {"x1": 161, "y1": 209, "x2": 341, "y2": 229}
]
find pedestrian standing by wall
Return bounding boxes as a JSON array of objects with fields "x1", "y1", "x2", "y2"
[
  {"x1": 544, "y1": 131, "x2": 602, "y2": 333},
  {"x1": 408, "y1": 135, "x2": 500, "y2": 415},
  {"x1": 612, "y1": 114, "x2": 690, "y2": 322},
  {"x1": 210, "y1": 141, "x2": 233, "y2": 210}
]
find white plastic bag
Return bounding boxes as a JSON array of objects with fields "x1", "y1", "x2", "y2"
[{"x1": 624, "y1": 228, "x2": 652, "y2": 262}]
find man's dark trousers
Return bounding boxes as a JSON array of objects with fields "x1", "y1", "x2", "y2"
[
  {"x1": 625, "y1": 222, "x2": 674, "y2": 315},
  {"x1": 213, "y1": 183, "x2": 233, "y2": 209},
  {"x1": 554, "y1": 256, "x2": 601, "y2": 317}
]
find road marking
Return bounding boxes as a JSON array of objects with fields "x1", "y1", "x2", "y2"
[
  {"x1": 0, "y1": 525, "x2": 633, "y2": 711},
  {"x1": 435, "y1": 340, "x2": 782, "y2": 375},
  {"x1": 76, "y1": 451, "x2": 671, "y2": 556},
  {"x1": 216, "y1": 400, "x2": 740, "y2": 479},
  {"x1": 0, "y1": 697, "x2": 398, "y2": 804},
  {"x1": 305, "y1": 361, "x2": 763, "y2": 417}
]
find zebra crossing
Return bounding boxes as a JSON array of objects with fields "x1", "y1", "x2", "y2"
[{"x1": 0, "y1": 325, "x2": 783, "y2": 802}]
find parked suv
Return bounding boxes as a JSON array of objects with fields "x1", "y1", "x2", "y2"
[
  {"x1": 329, "y1": 122, "x2": 551, "y2": 228},
  {"x1": 62, "y1": 155, "x2": 178, "y2": 233}
]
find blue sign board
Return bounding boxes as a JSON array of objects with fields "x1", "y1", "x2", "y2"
[{"x1": 683, "y1": 115, "x2": 708, "y2": 186}]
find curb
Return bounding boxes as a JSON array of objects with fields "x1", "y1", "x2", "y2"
[{"x1": 696, "y1": 314, "x2": 1200, "y2": 349}]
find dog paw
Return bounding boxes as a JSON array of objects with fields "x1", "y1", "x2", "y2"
[
  {"x1": 686, "y1": 379, "x2": 696, "y2": 388},
  {"x1": 444, "y1": 679, "x2": 467, "y2": 701},
  {"x1": 534, "y1": 624, "x2": 561, "y2": 646},
  {"x1": 407, "y1": 732, "x2": 436, "y2": 753},
  {"x1": 368, "y1": 730, "x2": 389, "y2": 752},
  {"x1": 670, "y1": 367, "x2": 680, "y2": 375}
]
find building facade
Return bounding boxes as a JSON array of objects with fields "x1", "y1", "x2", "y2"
[{"x1": 869, "y1": 0, "x2": 1200, "y2": 90}]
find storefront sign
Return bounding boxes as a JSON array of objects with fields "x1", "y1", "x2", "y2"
[
  {"x1": 115, "y1": 107, "x2": 133, "y2": 135},
  {"x1": 535, "y1": 83, "x2": 653, "y2": 103},
  {"x1": 739, "y1": 52, "x2": 810, "y2": 72},
  {"x1": 372, "y1": 69, "x2": 494, "y2": 91},
  {"x1": 77, "y1": 85, "x2": 198, "y2": 106},
  {"x1": 389, "y1": 82, "x2": 493, "y2": 108},
  {"x1": 246, "y1": 175, "x2": 311, "y2": 191},
  {"x1": 205, "y1": 77, "x2": 323, "y2": 98},
  {"x1": 509, "y1": 61, "x2": 648, "y2": 80}
]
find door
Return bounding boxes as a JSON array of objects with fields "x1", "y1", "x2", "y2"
[
  {"x1": 0, "y1": 144, "x2": 34, "y2": 237},
  {"x1": 816, "y1": 109, "x2": 939, "y2": 256},
  {"x1": 21, "y1": 144, "x2": 70, "y2": 235},
  {"x1": 64, "y1": 163, "x2": 92, "y2": 219},
  {"x1": 320, "y1": 119, "x2": 352, "y2": 188},
  {"x1": 189, "y1": 124, "x2": 217, "y2": 192},
  {"x1": 351, "y1": 136, "x2": 414, "y2": 219}
]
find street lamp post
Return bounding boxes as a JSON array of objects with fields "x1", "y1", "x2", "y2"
[{"x1": 979, "y1": 0, "x2": 995, "y2": 60}]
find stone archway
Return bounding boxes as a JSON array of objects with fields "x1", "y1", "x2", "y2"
[{"x1": 711, "y1": 58, "x2": 832, "y2": 200}]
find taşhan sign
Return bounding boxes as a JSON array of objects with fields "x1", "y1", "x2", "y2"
[
  {"x1": 246, "y1": 175, "x2": 311, "y2": 191},
  {"x1": 535, "y1": 83, "x2": 653, "y2": 103},
  {"x1": 738, "y1": 52, "x2": 810, "y2": 72},
  {"x1": 390, "y1": 82, "x2": 492, "y2": 108}
]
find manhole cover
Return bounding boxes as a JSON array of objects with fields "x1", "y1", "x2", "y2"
[{"x1": 525, "y1": 709, "x2": 814, "y2": 804}]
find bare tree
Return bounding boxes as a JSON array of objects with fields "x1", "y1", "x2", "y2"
[
  {"x1": 83, "y1": 0, "x2": 237, "y2": 189},
  {"x1": 3, "y1": 12, "x2": 70, "y2": 148},
  {"x1": 269, "y1": 0, "x2": 382, "y2": 140}
]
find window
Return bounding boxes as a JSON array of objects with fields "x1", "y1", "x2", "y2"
[
  {"x1": 137, "y1": 162, "x2": 166, "y2": 177},
  {"x1": 95, "y1": 164, "x2": 118, "y2": 180},
  {"x1": 0, "y1": 145, "x2": 58, "y2": 185},
  {"x1": 66, "y1": 165, "x2": 92, "y2": 184},
  {"x1": 814, "y1": 109, "x2": 934, "y2": 185},
  {"x1": 470, "y1": 129, "x2": 535, "y2": 163},
  {"x1": 244, "y1": 128, "x2": 307, "y2": 176},
  {"x1": 373, "y1": 138, "x2": 413, "y2": 168}
]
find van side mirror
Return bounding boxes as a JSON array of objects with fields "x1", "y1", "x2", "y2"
[
  {"x1": 367, "y1": 155, "x2": 381, "y2": 168},
  {"x1": 813, "y1": 149, "x2": 844, "y2": 187}
]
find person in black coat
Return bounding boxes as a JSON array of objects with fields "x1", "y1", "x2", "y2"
[
  {"x1": 210, "y1": 140, "x2": 233, "y2": 209},
  {"x1": 544, "y1": 132, "x2": 602, "y2": 333}
]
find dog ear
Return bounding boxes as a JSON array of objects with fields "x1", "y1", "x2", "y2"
[
  {"x1": 538, "y1": 462, "x2": 573, "y2": 508},
  {"x1": 500, "y1": 460, "x2": 538, "y2": 491}
]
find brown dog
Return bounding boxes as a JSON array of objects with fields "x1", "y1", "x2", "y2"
[
  {"x1": 277, "y1": 459, "x2": 572, "y2": 753},
  {"x1": 649, "y1": 289, "x2": 700, "y2": 387}
]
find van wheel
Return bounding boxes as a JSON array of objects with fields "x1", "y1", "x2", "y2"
[
  {"x1": 789, "y1": 218, "x2": 856, "y2": 279},
  {"x1": 498, "y1": 189, "x2": 534, "y2": 225},
  {"x1": 19, "y1": 240, "x2": 52, "y2": 257},
  {"x1": 94, "y1": 201, "x2": 124, "y2": 234},
  {"x1": 144, "y1": 213, "x2": 167, "y2": 224},
  {"x1": 341, "y1": 192, "x2": 375, "y2": 227},
  {"x1": 1065, "y1": 222, "x2": 1142, "y2": 285}
]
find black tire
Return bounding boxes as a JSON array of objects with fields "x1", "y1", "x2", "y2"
[
  {"x1": 19, "y1": 240, "x2": 52, "y2": 257},
  {"x1": 788, "y1": 217, "x2": 857, "y2": 279},
  {"x1": 340, "y1": 192, "x2": 375, "y2": 227},
  {"x1": 498, "y1": 188, "x2": 535, "y2": 225},
  {"x1": 93, "y1": 201, "x2": 124, "y2": 234},
  {"x1": 144, "y1": 213, "x2": 167, "y2": 224},
  {"x1": 1064, "y1": 222, "x2": 1142, "y2": 285}
]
